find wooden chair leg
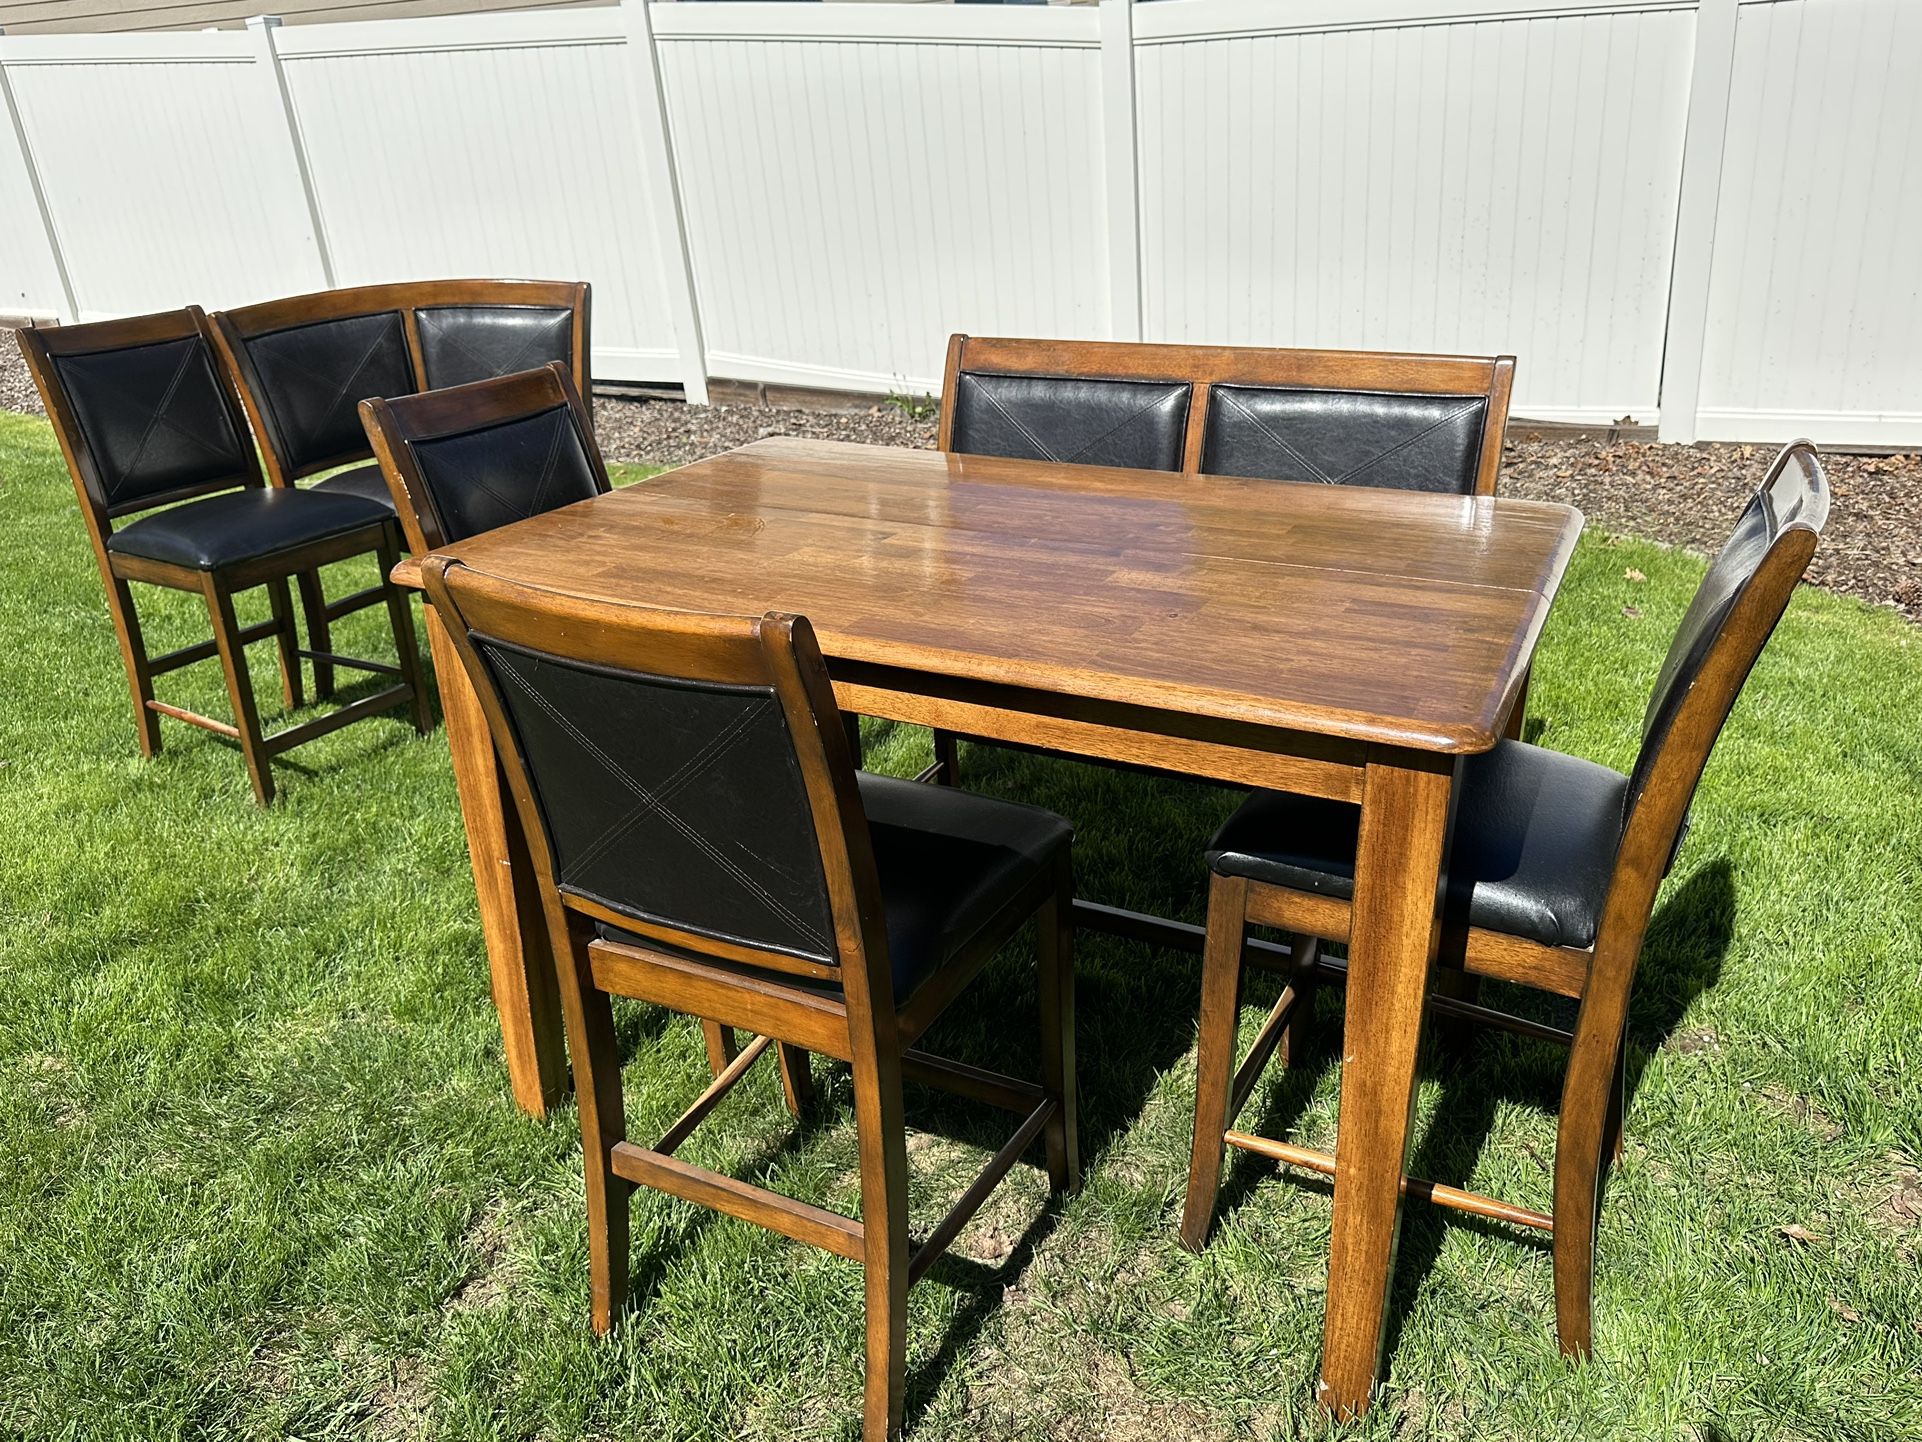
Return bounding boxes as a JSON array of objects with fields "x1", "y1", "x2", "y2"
[
  {"x1": 105, "y1": 577, "x2": 162, "y2": 758},
  {"x1": 296, "y1": 568, "x2": 335, "y2": 700},
  {"x1": 1181, "y1": 873, "x2": 1249, "y2": 1251},
  {"x1": 266, "y1": 577, "x2": 304, "y2": 711},
  {"x1": 932, "y1": 729, "x2": 959, "y2": 787},
  {"x1": 562, "y1": 937, "x2": 631, "y2": 1335},
  {"x1": 1430, "y1": 966, "x2": 1484, "y2": 1058},
  {"x1": 701, "y1": 1021, "x2": 739, "y2": 1078},
  {"x1": 843, "y1": 713, "x2": 864, "y2": 768},
  {"x1": 853, "y1": 1042, "x2": 910, "y2": 1441},
  {"x1": 1553, "y1": 1013, "x2": 1623, "y2": 1359},
  {"x1": 777, "y1": 1043, "x2": 814, "y2": 1117},
  {"x1": 202, "y1": 573, "x2": 274, "y2": 806},
  {"x1": 1279, "y1": 933, "x2": 1318, "y2": 1068},
  {"x1": 1605, "y1": 1044, "x2": 1627, "y2": 1168},
  {"x1": 375, "y1": 529, "x2": 433, "y2": 735},
  {"x1": 1038, "y1": 859, "x2": 1080, "y2": 1193}
]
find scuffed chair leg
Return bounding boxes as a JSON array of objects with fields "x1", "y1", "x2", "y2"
[
  {"x1": 853, "y1": 1046, "x2": 909, "y2": 1441},
  {"x1": 1181, "y1": 874, "x2": 1248, "y2": 1251},
  {"x1": 777, "y1": 1043, "x2": 814, "y2": 1118},
  {"x1": 1038, "y1": 858, "x2": 1080, "y2": 1192}
]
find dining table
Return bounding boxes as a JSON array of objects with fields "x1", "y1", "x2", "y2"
[{"x1": 391, "y1": 435, "x2": 1582, "y2": 1416}]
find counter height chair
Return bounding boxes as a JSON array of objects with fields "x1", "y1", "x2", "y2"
[
  {"x1": 421, "y1": 556, "x2": 1078, "y2": 1441},
  {"x1": 210, "y1": 280, "x2": 590, "y2": 698},
  {"x1": 1180, "y1": 442, "x2": 1829, "y2": 1360},
  {"x1": 17, "y1": 309, "x2": 430, "y2": 805}
]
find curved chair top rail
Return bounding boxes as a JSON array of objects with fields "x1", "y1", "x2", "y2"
[
  {"x1": 208, "y1": 279, "x2": 591, "y2": 486},
  {"x1": 15, "y1": 306, "x2": 263, "y2": 524},
  {"x1": 419, "y1": 555, "x2": 895, "y2": 1007},
  {"x1": 360, "y1": 361, "x2": 611, "y2": 557},
  {"x1": 213, "y1": 278, "x2": 589, "y2": 339},
  {"x1": 940, "y1": 333, "x2": 1516, "y2": 496}
]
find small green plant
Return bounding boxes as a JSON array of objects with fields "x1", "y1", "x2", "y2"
[{"x1": 883, "y1": 389, "x2": 937, "y2": 422}]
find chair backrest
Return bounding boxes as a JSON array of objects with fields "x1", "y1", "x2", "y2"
[
  {"x1": 1602, "y1": 441, "x2": 1828, "y2": 953},
  {"x1": 408, "y1": 279, "x2": 589, "y2": 394},
  {"x1": 940, "y1": 335, "x2": 1515, "y2": 496},
  {"x1": 360, "y1": 363, "x2": 610, "y2": 556},
  {"x1": 15, "y1": 308, "x2": 262, "y2": 537},
  {"x1": 209, "y1": 279, "x2": 591, "y2": 488},
  {"x1": 420, "y1": 557, "x2": 895, "y2": 1008}
]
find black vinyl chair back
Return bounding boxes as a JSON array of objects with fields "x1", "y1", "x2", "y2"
[
  {"x1": 948, "y1": 371, "x2": 1191, "y2": 472},
  {"x1": 421, "y1": 558, "x2": 883, "y2": 985},
  {"x1": 232, "y1": 310, "x2": 416, "y2": 479},
  {"x1": 474, "y1": 634, "x2": 839, "y2": 965},
  {"x1": 358, "y1": 363, "x2": 611, "y2": 555},
  {"x1": 1200, "y1": 384, "x2": 1491, "y2": 494},
  {"x1": 34, "y1": 310, "x2": 260, "y2": 518},
  {"x1": 1625, "y1": 442, "x2": 1828, "y2": 825},
  {"x1": 415, "y1": 305, "x2": 577, "y2": 391},
  {"x1": 940, "y1": 336, "x2": 1514, "y2": 494}
]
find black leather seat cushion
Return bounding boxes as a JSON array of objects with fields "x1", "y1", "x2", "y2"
[
  {"x1": 952, "y1": 371, "x2": 1190, "y2": 471},
  {"x1": 1202, "y1": 384, "x2": 1489, "y2": 494},
  {"x1": 602, "y1": 772, "x2": 1071, "y2": 1003},
  {"x1": 311, "y1": 463, "x2": 398, "y2": 511},
  {"x1": 105, "y1": 487, "x2": 391, "y2": 571},
  {"x1": 1207, "y1": 740, "x2": 1627, "y2": 950},
  {"x1": 415, "y1": 305, "x2": 574, "y2": 391}
]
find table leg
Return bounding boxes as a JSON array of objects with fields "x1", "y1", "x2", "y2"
[
  {"x1": 1318, "y1": 749, "x2": 1458, "y2": 1417},
  {"x1": 426, "y1": 604, "x2": 569, "y2": 1117}
]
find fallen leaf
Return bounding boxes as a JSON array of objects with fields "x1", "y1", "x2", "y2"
[
  {"x1": 1777, "y1": 1223, "x2": 1822, "y2": 1245},
  {"x1": 1625, "y1": 568, "x2": 1648, "y2": 582},
  {"x1": 1622, "y1": 605, "x2": 1644, "y2": 619},
  {"x1": 1828, "y1": 1297, "x2": 1862, "y2": 1323}
]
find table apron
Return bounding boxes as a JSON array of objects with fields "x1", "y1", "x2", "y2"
[{"x1": 830, "y1": 661, "x2": 1367, "y2": 803}]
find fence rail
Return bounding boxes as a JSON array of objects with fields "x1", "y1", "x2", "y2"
[{"x1": 2, "y1": 0, "x2": 1917, "y2": 444}]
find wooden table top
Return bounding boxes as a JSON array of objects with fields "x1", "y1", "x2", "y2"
[{"x1": 393, "y1": 438, "x2": 1582, "y2": 754}]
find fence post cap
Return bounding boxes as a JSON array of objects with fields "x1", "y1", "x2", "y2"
[{"x1": 245, "y1": 15, "x2": 285, "y2": 31}]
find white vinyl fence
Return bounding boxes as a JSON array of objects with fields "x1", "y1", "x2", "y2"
[{"x1": 2, "y1": 0, "x2": 1918, "y2": 444}]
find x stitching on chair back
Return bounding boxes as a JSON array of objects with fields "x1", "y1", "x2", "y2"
[
  {"x1": 940, "y1": 335, "x2": 1515, "y2": 497},
  {"x1": 359, "y1": 363, "x2": 611, "y2": 557}
]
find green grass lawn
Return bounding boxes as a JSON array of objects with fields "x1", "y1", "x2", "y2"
[{"x1": 2, "y1": 407, "x2": 1919, "y2": 1441}]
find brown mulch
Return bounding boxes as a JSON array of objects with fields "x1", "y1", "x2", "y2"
[{"x1": 3, "y1": 326, "x2": 1914, "y2": 619}]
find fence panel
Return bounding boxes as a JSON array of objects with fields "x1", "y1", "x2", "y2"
[
  {"x1": 1694, "y1": 0, "x2": 1922, "y2": 445},
  {"x1": 653, "y1": 3, "x2": 1107, "y2": 396},
  {"x1": 1132, "y1": 0, "x2": 1696, "y2": 426},
  {"x1": 273, "y1": 11, "x2": 685, "y2": 385},
  {"x1": 0, "y1": 32, "x2": 322, "y2": 319}
]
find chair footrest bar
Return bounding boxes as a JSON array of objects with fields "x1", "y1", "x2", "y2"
[
  {"x1": 610, "y1": 1141, "x2": 866, "y2": 1261},
  {"x1": 322, "y1": 584, "x2": 390, "y2": 622},
  {"x1": 901, "y1": 1050, "x2": 1044, "y2": 1113},
  {"x1": 149, "y1": 618, "x2": 282, "y2": 676},
  {"x1": 907, "y1": 1098, "x2": 1056, "y2": 1286},
  {"x1": 1228, "y1": 984, "x2": 1299, "y2": 1123},
  {"x1": 1309, "y1": 955, "x2": 1574, "y2": 1047},
  {"x1": 1222, "y1": 1130, "x2": 1554, "y2": 1233},
  {"x1": 657, "y1": 1033, "x2": 773, "y2": 1157},
  {"x1": 297, "y1": 648, "x2": 404, "y2": 678},
  {"x1": 262, "y1": 685, "x2": 414, "y2": 756},
  {"x1": 145, "y1": 699, "x2": 239, "y2": 739},
  {"x1": 1073, "y1": 900, "x2": 1300, "y2": 970},
  {"x1": 910, "y1": 760, "x2": 945, "y2": 785}
]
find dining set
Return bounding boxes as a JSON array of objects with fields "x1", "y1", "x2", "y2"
[{"x1": 16, "y1": 278, "x2": 1829, "y2": 1440}]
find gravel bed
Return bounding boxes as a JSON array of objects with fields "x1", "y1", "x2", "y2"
[{"x1": 4, "y1": 326, "x2": 1913, "y2": 618}]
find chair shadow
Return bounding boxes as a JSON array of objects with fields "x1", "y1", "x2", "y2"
[
  {"x1": 1379, "y1": 857, "x2": 1738, "y2": 1368},
  {"x1": 1196, "y1": 859, "x2": 1739, "y2": 1378}
]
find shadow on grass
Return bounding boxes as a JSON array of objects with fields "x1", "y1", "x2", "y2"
[{"x1": 1188, "y1": 858, "x2": 1738, "y2": 1379}]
